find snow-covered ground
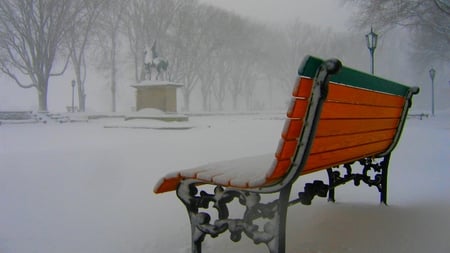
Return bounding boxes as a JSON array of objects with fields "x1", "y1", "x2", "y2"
[{"x1": 0, "y1": 112, "x2": 449, "y2": 253}]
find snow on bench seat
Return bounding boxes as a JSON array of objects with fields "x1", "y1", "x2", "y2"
[
  {"x1": 154, "y1": 76, "x2": 313, "y2": 194},
  {"x1": 154, "y1": 77, "x2": 312, "y2": 194},
  {"x1": 154, "y1": 154, "x2": 280, "y2": 193}
]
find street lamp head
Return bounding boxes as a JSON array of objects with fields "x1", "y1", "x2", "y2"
[
  {"x1": 429, "y1": 67, "x2": 436, "y2": 81},
  {"x1": 71, "y1": 80, "x2": 76, "y2": 87},
  {"x1": 365, "y1": 27, "x2": 378, "y2": 51}
]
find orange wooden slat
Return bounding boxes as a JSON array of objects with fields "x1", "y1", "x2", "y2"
[
  {"x1": 321, "y1": 102, "x2": 403, "y2": 119},
  {"x1": 287, "y1": 98, "x2": 308, "y2": 118},
  {"x1": 327, "y1": 82, "x2": 406, "y2": 107},
  {"x1": 292, "y1": 77, "x2": 313, "y2": 98},
  {"x1": 154, "y1": 176, "x2": 183, "y2": 194},
  {"x1": 310, "y1": 129, "x2": 396, "y2": 154},
  {"x1": 316, "y1": 118, "x2": 400, "y2": 137},
  {"x1": 281, "y1": 119, "x2": 304, "y2": 140},
  {"x1": 301, "y1": 140, "x2": 392, "y2": 175},
  {"x1": 275, "y1": 139, "x2": 298, "y2": 160},
  {"x1": 267, "y1": 159, "x2": 292, "y2": 181}
]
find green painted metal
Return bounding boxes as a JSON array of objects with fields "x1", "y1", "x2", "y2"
[{"x1": 298, "y1": 55, "x2": 412, "y2": 97}]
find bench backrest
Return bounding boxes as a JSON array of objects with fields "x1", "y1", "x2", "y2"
[
  {"x1": 262, "y1": 56, "x2": 419, "y2": 192},
  {"x1": 152, "y1": 56, "x2": 419, "y2": 194}
]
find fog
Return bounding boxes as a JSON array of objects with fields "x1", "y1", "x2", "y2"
[
  {"x1": 0, "y1": 0, "x2": 448, "y2": 113},
  {"x1": 199, "y1": 0, "x2": 352, "y2": 31}
]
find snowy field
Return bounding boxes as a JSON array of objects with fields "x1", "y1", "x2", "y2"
[{"x1": 1, "y1": 112, "x2": 449, "y2": 253}]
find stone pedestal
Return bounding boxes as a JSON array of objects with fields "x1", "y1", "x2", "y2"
[{"x1": 132, "y1": 80, "x2": 183, "y2": 112}]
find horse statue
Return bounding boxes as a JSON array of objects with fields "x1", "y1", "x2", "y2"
[{"x1": 143, "y1": 41, "x2": 169, "y2": 81}]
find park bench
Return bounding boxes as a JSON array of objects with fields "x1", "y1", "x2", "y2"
[
  {"x1": 153, "y1": 55, "x2": 420, "y2": 253},
  {"x1": 0, "y1": 111, "x2": 39, "y2": 125},
  {"x1": 408, "y1": 112, "x2": 429, "y2": 120}
]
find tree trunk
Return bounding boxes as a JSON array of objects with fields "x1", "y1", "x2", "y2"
[
  {"x1": 111, "y1": 77, "x2": 116, "y2": 112},
  {"x1": 72, "y1": 56, "x2": 86, "y2": 112},
  {"x1": 200, "y1": 76, "x2": 213, "y2": 112},
  {"x1": 77, "y1": 79, "x2": 86, "y2": 112},
  {"x1": 216, "y1": 78, "x2": 226, "y2": 111},
  {"x1": 37, "y1": 84, "x2": 48, "y2": 112},
  {"x1": 183, "y1": 88, "x2": 190, "y2": 112},
  {"x1": 202, "y1": 94, "x2": 208, "y2": 111},
  {"x1": 111, "y1": 33, "x2": 117, "y2": 112},
  {"x1": 232, "y1": 93, "x2": 238, "y2": 111}
]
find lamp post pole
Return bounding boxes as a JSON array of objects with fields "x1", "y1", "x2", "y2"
[
  {"x1": 71, "y1": 80, "x2": 76, "y2": 112},
  {"x1": 429, "y1": 68, "x2": 436, "y2": 116},
  {"x1": 365, "y1": 27, "x2": 378, "y2": 74}
]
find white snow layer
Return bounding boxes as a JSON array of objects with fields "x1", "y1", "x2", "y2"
[{"x1": 0, "y1": 112, "x2": 449, "y2": 253}]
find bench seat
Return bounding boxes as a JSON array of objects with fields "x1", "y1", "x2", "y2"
[{"x1": 154, "y1": 154, "x2": 275, "y2": 193}]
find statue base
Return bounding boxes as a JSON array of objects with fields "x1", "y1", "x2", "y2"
[
  {"x1": 125, "y1": 108, "x2": 188, "y2": 122},
  {"x1": 131, "y1": 80, "x2": 183, "y2": 113}
]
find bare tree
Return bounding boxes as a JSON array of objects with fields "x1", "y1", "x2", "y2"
[
  {"x1": 264, "y1": 22, "x2": 325, "y2": 93},
  {"x1": 342, "y1": 0, "x2": 450, "y2": 62},
  {"x1": 195, "y1": 5, "x2": 230, "y2": 111},
  {"x1": 213, "y1": 51, "x2": 232, "y2": 111},
  {"x1": 66, "y1": 0, "x2": 105, "y2": 112},
  {"x1": 226, "y1": 18, "x2": 260, "y2": 111},
  {"x1": 199, "y1": 55, "x2": 216, "y2": 111},
  {"x1": 95, "y1": 0, "x2": 127, "y2": 112},
  {"x1": 229, "y1": 59, "x2": 253, "y2": 110},
  {"x1": 196, "y1": 7, "x2": 260, "y2": 111},
  {"x1": 123, "y1": 0, "x2": 149, "y2": 82},
  {"x1": 242, "y1": 72, "x2": 259, "y2": 110},
  {"x1": 0, "y1": 0, "x2": 79, "y2": 111},
  {"x1": 262, "y1": 20, "x2": 364, "y2": 95},
  {"x1": 169, "y1": 1, "x2": 220, "y2": 111},
  {"x1": 434, "y1": 0, "x2": 450, "y2": 14},
  {"x1": 123, "y1": 0, "x2": 182, "y2": 83}
]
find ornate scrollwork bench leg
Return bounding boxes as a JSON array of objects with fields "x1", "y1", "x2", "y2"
[
  {"x1": 176, "y1": 179, "x2": 293, "y2": 253},
  {"x1": 326, "y1": 155, "x2": 391, "y2": 205}
]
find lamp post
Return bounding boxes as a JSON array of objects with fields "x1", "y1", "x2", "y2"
[
  {"x1": 71, "y1": 80, "x2": 76, "y2": 112},
  {"x1": 429, "y1": 68, "x2": 436, "y2": 116},
  {"x1": 365, "y1": 27, "x2": 378, "y2": 74}
]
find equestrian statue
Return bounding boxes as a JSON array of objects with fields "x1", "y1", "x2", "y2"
[{"x1": 142, "y1": 41, "x2": 169, "y2": 81}]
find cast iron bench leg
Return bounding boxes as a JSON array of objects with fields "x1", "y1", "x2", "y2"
[
  {"x1": 380, "y1": 155, "x2": 390, "y2": 205},
  {"x1": 327, "y1": 168, "x2": 336, "y2": 203},
  {"x1": 272, "y1": 185, "x2": 292, "y2": 253},
  {"x1": 176, "y1": 180, "x2": 293, "y2": 253},
  {"x1": 325, "y1": 155, "x2": 391, "y2": 205}
]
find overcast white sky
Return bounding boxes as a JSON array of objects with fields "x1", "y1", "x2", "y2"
[{"x1": 199, "y1": 0, "x2": 353, "y2": 31}]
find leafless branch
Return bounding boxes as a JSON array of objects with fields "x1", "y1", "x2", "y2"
[{"x1": 434, "y1": 0, "x2": 450, "y2": 15}]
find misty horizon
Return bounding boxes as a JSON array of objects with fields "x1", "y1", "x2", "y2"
[{"x1": 0, "y1": 0, "x2": 448, "y2": 113}]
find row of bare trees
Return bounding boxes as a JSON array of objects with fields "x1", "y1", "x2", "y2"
[
  {"x1": 0, "y1": 0, "x2": 110, "y2": 112},
  {"x1": 342, "y1": 0, "x2": 450, "y2": 64},
  {"x1": 0, "y1": 0, "x2": 264, "y2": 111},
  {"x1": 0, "y1": 0, "x2": 77, "y2": 111},
  {"x1": 1, "y1": 0, "x2": 442, "y2": 112}
]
